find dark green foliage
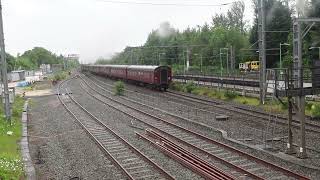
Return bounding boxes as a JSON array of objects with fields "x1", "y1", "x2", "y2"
[
  {"x1": 49, "y1": 71, "x2": 68, "y2": 81},
  {"x1": 169, "y1": 82, "x2": 184, "y2": 91},
  {"x1": 249, "y1": 0, "x2": 292, "y2": 68},
  {"x1": 185, "y1": 82, "x2": 196, "y2": 93},
  {"x1": 95, "y1": 1, "x2": 250, "y2": 70},
  {"x1": 114, "y1": 81, "x2": 125, "y2": 96},
  {"x1": 5, "y1": 47, "x2": 79, "y2": 72},
  {"x1": 224, "y1": 90, "x2": 238, "y2": 100},
  {"x1": 310, "y1": 104, "x2": 320, "y2": 118}
]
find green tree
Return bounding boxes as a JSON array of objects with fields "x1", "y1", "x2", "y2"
[
  {"x1": 6, "y1": 53, "x2": 16, "y2": 72},
  {"x1": 20, "y1": 47, "x2": 60, "y2": 67},
  {"x1": 249, "y1": 0, "x2": 292, "y2": 68}
]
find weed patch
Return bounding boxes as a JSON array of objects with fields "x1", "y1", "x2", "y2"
[
  {"x1": 0, "y1": 96, "x2": 25, "y2": 179},
  {"x1": 114, "y1": 81, "x2": 124, "y2": 96}
]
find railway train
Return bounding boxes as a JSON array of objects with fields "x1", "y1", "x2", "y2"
[
  {"x1": 239, "y1": 61, "x2": 260, "y2": 72},
  {"x1": 81, "y1": 65, "x2": 172, "y2": 90}
]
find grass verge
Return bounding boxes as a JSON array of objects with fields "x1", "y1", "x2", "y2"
[
  {"x1": 0, "y1": 96, "x2": 26, "y2": 179},
  {"x1": 170, "y1": 81, "x2": 320, "y2": 118}
]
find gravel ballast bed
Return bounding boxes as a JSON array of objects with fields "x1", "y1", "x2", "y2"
[
  {"x1": 90, "y1": 75, "x2": 320, "y2": 150},
  {"x1": 86, "y1": 75, "x2": 306, "y2": 150},
  {"x1": 28, "y1": 93, "x2": 122, "y2": 179},
  {"x1": 69, "y1": 78, "x2": 203, "y2": 180},
  {"x1": 85, "y1": 73, "x2": 320, "y2": 178}
]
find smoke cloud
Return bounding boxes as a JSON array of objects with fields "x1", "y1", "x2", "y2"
[{"x1": 156, "y1": 22, "x2": 175, "y2": 38}]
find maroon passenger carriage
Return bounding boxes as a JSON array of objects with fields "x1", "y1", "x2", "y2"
[{"x1": 81, "y1": 65, "x2": 172, "y2": 91}]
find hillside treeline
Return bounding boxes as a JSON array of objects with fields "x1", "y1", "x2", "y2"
[{"x1": 5, "y1": 47, "x2": 77, "y2": 72}]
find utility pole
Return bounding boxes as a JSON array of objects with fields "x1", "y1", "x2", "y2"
[
  {"x1": 226, "y1": 49, "x2": 229, "y2": 75},
  {"x1": 293, "y1": 18, "x2": 306, "y2": 158},
  {"x1": 219, "y1": 49, "x2": 223, "y2": 76},
  {"x1": 230, "y1": 46, "x2": 235, "y2": 74},
  {"x1": 200, "y1": 54, "x2": 203, "y2": 73},
  {"x1": 0, "y1": 0, "x2": 11, "y2": 122},
  {"x1": 186, "y1": 47, "x2": 190, "y2": 71},
  {"x1": 258, "y1": 0, "x2": 267, "y2": 104},
  {"x1": 280, "y1": 43, "x2": 290, "y2": 69},
  {"x1": 130, "y1": 49, "x2": 133, "y2": 65}
]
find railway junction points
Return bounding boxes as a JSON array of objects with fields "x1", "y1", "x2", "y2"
[{"x1": 21, "y1": 69, "x2": 320, "y2": 179}]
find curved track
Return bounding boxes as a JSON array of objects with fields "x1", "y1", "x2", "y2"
[
  {"x1": 57, "y1": 76, "x2": 175, "y2": 180},
  {"x1": 79, "y1": 74, "x2": 310, "y2": 180}
]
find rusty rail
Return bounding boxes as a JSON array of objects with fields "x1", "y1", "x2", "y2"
[{"x1": 137, "y1": 129, "x2": 236, "y2": 180}]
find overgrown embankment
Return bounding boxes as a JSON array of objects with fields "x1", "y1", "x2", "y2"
[
  {"x1": 170, "y1": 82, "x2": 320, "y2": 118},
  {"x1": 0, "y1": 96, "x2": 26, "y2": 179}
]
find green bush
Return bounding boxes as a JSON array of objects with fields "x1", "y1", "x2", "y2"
[
  {"x1": 49, "y1": 71, "x2": 68, "y2": 81},
  {"x1": 311, "y1": 104, "x2": 320, "y2": 118},
  {"x1": 184, "y1": 82, "x2": 196, "y2": 93},
  {"x1": 114, "y1": 81, "x2": 124, "y2": 96},
  {"x1": 169, "y1": 82, "x2": 184, "y2": 91},
  {"x1": 224, "y1": 90, "x2": 238, "y2": 100}
]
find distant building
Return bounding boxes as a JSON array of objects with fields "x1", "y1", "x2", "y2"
[
  {"x1": 8, "y1": 70, "x2": 25, "y2": 82},
  {"x1": 51, "y1": 64, "x2": 63, "y2": 72},
  {"x1": 40, "y1": 64, "x2": 51, "y2": 74}
]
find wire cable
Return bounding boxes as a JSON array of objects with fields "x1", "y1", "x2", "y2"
[{"x1": 96, "y1": 0, "x2": 232, "y2": 7}]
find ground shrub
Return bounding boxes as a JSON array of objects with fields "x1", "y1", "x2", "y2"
[
  {"x1": 241, "y1": 99, "x2": 248, "y2": 104},
  {"x1": 114, "y1": 81, "x2": 124, "y2": 95},
  {"x1": 49, "y1": 71, "x2": 68, "y2": 81},
  {"x1": 184, "y1": 82, "x2": 196, "y2": 93},
  {"x1": 310, "y1": 103, "x2": 320, "y2": 118},
  {"x1": 169, "y1": 82, "x2": 184, "y2": 91},
  {"x1": 224, "y1": 90, "x2": 238, "y2": 100}
]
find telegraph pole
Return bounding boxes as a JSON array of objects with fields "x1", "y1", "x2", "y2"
[
  {"x1": 186, "y1": 47, "x2": 190, "y2": 71},
  {"x1": 0, "y1": 0, "x2": 11, "y2": 122},
  {"x1": 258, "y1": 0, "x2": 266, "y2": 104},
  {"x1": 230, "y1": 46, "x2": 235, "y2": 74},
  {"x1": 130, "y1": 49, "x2": 133, "y2": 65},
  {"x1": 226, "y1": 49, "x2": 229, "y2": 75}
]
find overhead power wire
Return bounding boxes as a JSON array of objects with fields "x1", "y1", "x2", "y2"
[{"x1": 96, "y1": 0, "x2": 232, "y2": 7}]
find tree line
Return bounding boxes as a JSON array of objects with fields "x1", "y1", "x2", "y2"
[
  {"x1": 96, "y1": 0, "x2": 320, "y2": 73},
  {"x1": 5, "y1": 47, "x2": 77, "y2": 72}
]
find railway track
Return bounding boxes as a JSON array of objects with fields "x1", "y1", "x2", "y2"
[
  {"x1": 79, "y1": 74, "x2": 310, "y2": 180},
  {"x1": 165, "y1": 90, "x2": 320, "y2": 134},
  {"x1": 86, "y1": 73, "x2": 320, "y2": 154},
  {"x1": 57, "y1": 77, "x2": 175, "y2": 180},
  {"x1": 86, "y1": 73, "x2": 320, "y2": 134}
]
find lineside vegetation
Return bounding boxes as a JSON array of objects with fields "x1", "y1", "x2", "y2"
[
  {"x1": 170, "y1": 82, "x2": 320, "y2": 118},
  {"x1": 0, "y1": 96, "x2": 26, "y2": 179},
  {"x1": 114, "y1": 81, "x2": 125, "y2": 96}
]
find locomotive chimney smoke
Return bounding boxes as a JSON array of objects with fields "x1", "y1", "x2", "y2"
[{"x1": 156, "y1": 21, "x2": 175, "y2": 38}]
